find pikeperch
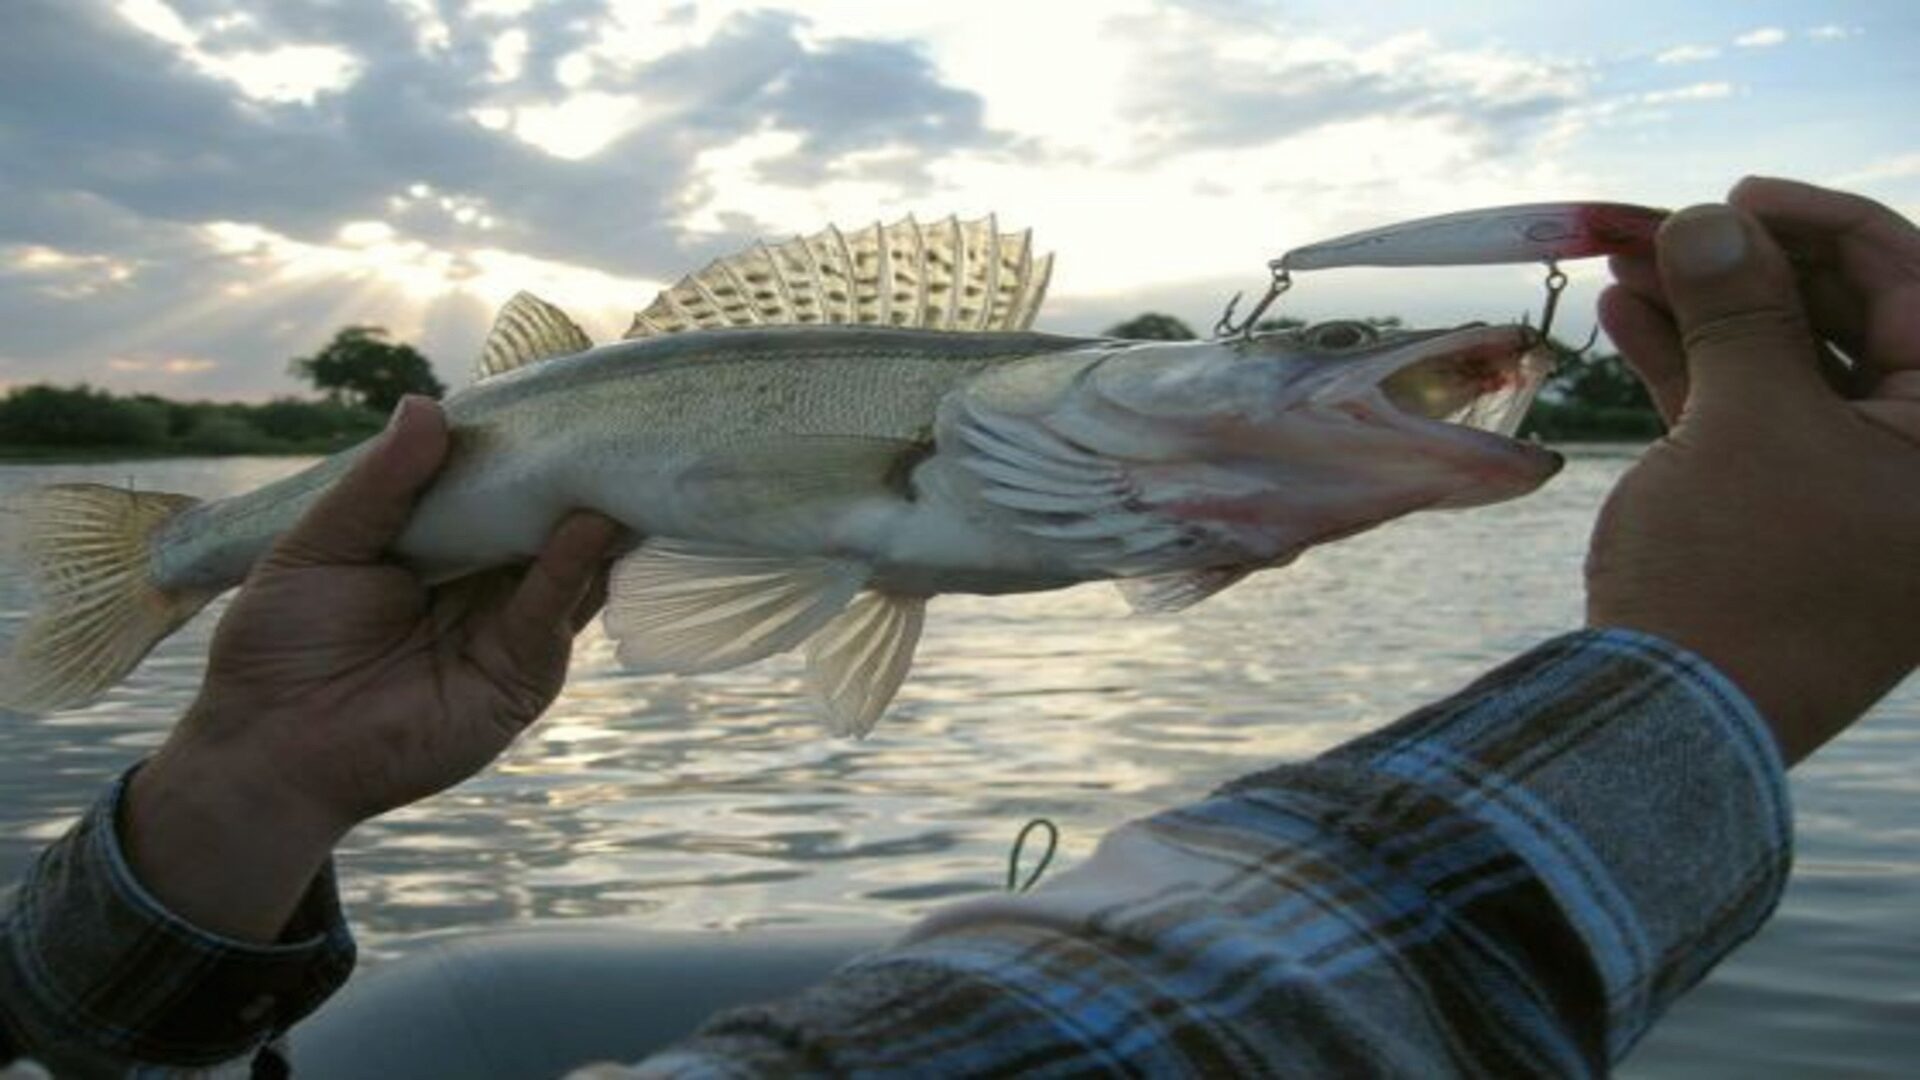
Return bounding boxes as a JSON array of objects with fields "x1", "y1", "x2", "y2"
[{"x1": 1, "y1": 216, "x2": 1563, "y2": 735}]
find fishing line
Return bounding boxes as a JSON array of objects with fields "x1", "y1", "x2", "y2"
[{"x1": 1005, "y1": 817, "x2": 1059, "y2": 893}]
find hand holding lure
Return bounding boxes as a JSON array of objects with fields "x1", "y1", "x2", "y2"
[{"x1": 1218, "y1": 202, "x2": 1670, "y2": 345}]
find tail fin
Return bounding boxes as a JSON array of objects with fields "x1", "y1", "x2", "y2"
[{"x1": 0, "y1": 484, "x2": 210, "y2": 714}]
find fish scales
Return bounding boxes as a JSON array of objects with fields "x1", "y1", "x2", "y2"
[{"x1": 152, "y1": 328, "x2": 1094, "y2": 594}]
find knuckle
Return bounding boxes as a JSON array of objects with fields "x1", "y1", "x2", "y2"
[{"x1": 1681, "y1": 307, "x2": 1807, "y2": 352}]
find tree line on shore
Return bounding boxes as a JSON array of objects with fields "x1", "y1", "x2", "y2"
[
  {"x1": 0, "y1": 327, "x2": 443, "y2": 458},
  {"x1": 0, "y1": 315, "x2": 1659, "y2": 458}
]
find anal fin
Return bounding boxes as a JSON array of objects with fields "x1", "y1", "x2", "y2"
[{"x1": 804, "y1": 592, "x2": 926, "y2": 738}]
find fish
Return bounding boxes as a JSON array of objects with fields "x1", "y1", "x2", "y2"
[{"x1": 0, "y1": 215, "x2": 1562, "y2": 735}]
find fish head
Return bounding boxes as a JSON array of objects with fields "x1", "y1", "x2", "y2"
[{"x1": 948, "y1": 321, "x2": 1562, "y2": 574}]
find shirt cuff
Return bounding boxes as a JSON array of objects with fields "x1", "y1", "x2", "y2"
[
  {"x1": 1307, "y1": 627, "x2": 1793, "y2": 1060},
  {"x1": 0, "y1": 768, "x2": 356, "y2": 1072}
]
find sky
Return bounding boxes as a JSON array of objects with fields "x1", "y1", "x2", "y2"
[{"x1": 0, "y1": 0, "x2": 1914, "y2": 401}]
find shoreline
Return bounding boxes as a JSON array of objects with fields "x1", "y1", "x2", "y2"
[{"x1": 0, "y1": 444, "x2": 339, "y2": 463}]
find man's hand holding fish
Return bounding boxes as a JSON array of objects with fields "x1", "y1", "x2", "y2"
[{"x1": 124, "y1": 398, "x2": 624, "y2": 943}]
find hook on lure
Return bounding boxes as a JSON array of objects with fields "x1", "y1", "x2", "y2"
[
  {"x1": 1213, "y1": 262, "x2": 1292, "y2": 338},
  {"x1": 1217, "y1": 201, "x2": 1667, "y2": 349}
]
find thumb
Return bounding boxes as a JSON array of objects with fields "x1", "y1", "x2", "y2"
[
  {"x1": 1657, "y1": 203, "x2": 1825, "y2": 409},
  {"x1": 270, "y1": 395, "x2": 450, "y2": 567}
]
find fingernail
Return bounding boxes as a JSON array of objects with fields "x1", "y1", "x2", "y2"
[
  {"x1": 1662, "y1": 205, "x2": 1748, "y2": 278},
  {"x1": 386, "y1": 394, "x2": 422, "y2": 432}
]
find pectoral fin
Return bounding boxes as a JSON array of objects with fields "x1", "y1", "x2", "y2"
[
  {"x1": 604, "y1": 540, "x2": 868, "y2": 675},
  {"x1": 946, "y1": 399, "x2": 1197, "y2": 572},
  {"x1": 804, "y1": 592, "x2": 927, "y2": 738}
]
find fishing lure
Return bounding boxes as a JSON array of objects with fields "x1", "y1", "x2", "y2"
[{"x1": 1218, "y1": 201, "x2": 1670, "y2": 346}]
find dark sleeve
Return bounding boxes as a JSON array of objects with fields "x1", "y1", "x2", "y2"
[
  {"x1": 0, "y1": 769, "x2": 356, "y2": 1077},
  {"x1": 627, "y1": 630, "x2": 1791, "y2": 1078}
]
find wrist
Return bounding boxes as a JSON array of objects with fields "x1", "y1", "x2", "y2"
[
  {"x1": 124, "y1": 730, "x2": 349, "y2": 944},
  {"x1": 1584, "y1": 606, "x2": 1884, "y2": 765}
]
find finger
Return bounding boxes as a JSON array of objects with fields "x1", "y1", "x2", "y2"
[
  {"x1": 1875, "y1": 371, "x2": 1920, "y2": 402},
  {"x1": 1607, "y1": 253, "x2": 1667, "y2": 309},
  {"x1": 1655, "y1": 203, "x2": 1826, "y2": 410},
  {"x1": 1731, "y1": 175, "x2": 1920, "y2": 371},
  {"x1": 474, "y1": 512, "x2": 623, "y2": 672},
  {"x1": 1598, "y1": 284, "x2": 1687, "y2": 425},
  {"x1": 1793, "y1": 271, "x2": 1872, "y2": 367},
  {"x1": 571, "y1": 568, "x2": 611, "y2": 634},
  {"x1": 1855, "y1": 399, "x2": 1920, "y2": 448},
  {"x1": 1729, "y1": 176, "x2": 1920, "y2": 265},
  {"x1": 271, "y1": 396, "x2": 450, "y2": 568}
]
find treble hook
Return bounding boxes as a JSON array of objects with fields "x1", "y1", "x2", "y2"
[
  {"x1": 1535, "y1": 259, "x2": 1569, "y2": 344},
  {"x1": 1213, "y1": 262, "x2": 1292, "y2": 339},
  {"x1": 1525, "y1": 259, "x2": 1602, "y2": 358}
]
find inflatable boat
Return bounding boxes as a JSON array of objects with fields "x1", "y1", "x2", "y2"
[{"x1": 290, "y1": 923, "x2": 896, "y2": 1078}]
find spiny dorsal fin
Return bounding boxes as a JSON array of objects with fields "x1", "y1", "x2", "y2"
[
  {"x1": 624, "y1": 215, "x2": 1055, "y2": 339},
  {"x1": 475, "y1": 291, "x2": 594, "y2": 381}
]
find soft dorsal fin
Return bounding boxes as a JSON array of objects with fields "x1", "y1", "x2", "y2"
[
  {"x1": 624, "y1": 215, "x2": 1054, "y2": 339},
  {"x1": 475, "y1": 291, "x2": 594, "y2": 381}
]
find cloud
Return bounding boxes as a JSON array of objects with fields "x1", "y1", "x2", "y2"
[
  {"x1": 0, "y1": 0, "x2": 1004, "y2": 395},
  {"x1": 1, "y1": 0, "x2": 1904, "y2": 405},
  {"x1": 106, "y1": 356, "x2": 218, "y2": 374},
  {"x1": 1807, "y1": 25, "x2": 1858, "y2": 42},
  {"x1": 1110, "y1": 16, "x2": 1583, "y2": 153},
  {"x1": 1733, "y1": 27, "x2": 1787, "y2": 48},
  {"x1": 3, "y1": 244, "x2": 138, "y2": 300},
  {"x1": 1829, "y1": 153, "x2": 1920, "y2": 188},
  {"x1": 1, "y1": 2, "x2": 998, "y2": 269},
  {"x1": 1639, "y1": 82, "x2": 1733, "y2": 106},
  {"x1": 1654, "y1": 44, "x2": 1719, "y2": 64}
]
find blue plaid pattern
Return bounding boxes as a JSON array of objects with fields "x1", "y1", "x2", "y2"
[{"x1": 633, "y1": 630, "x2": 1789, "y2": 1077}]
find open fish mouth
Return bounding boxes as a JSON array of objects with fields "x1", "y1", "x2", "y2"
[{"x1": 1373, "y1": 324, "x2": 1554, "y2": 443}]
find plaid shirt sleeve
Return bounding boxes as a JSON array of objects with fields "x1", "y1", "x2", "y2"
[
  {"x1": 628, "y1": 629, "x2": 1792, "y2": 1078},
  {"x1": 0, "y1": 769, "x2": 356, "y2": 1077}
]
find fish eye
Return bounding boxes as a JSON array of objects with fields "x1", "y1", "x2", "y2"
[{"x1": 1305, "y1": 321, "x2": 1377, "y2": 350}]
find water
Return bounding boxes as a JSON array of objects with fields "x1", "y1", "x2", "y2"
[{"x1": 2, "y1": 451, "x2": 1916, "y2": 1075}]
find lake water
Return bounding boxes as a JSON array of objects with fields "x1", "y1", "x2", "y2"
[{"x1": 2, "y1": 451, "x2": 1916, "y2": 1075}]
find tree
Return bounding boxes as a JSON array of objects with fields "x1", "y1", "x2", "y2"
[
  {"x1": 1104, "y1": 312, "x2": 1197, "y2": 341},
  {"x1": 0, "y1": 384, "x2": 168, "y2": 447},
  {"x1": 290, "y1": 326, "x2": 445, "y2": 413},
  {"x1": 1254, "y1": 315, "x2": 1403, "y2": 334},
  {"x1": 1543, "y1": 347, "x2": 1654, "y2": 412}
]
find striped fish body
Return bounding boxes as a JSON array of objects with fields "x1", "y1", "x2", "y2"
[{"x1": 151, "y1": 326, "x2": 1106, "y2": 598}]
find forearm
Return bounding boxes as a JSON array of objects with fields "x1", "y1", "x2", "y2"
[
  {"x1": 124, "y1": 735, "x2": 346, "y2": 944},
  {"x1": 633, "y1": 630, "x2": 1791, "y2": 1076},
  {"x1": 0, "y1": 770, "x2": 356, "y2": 1077}
]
